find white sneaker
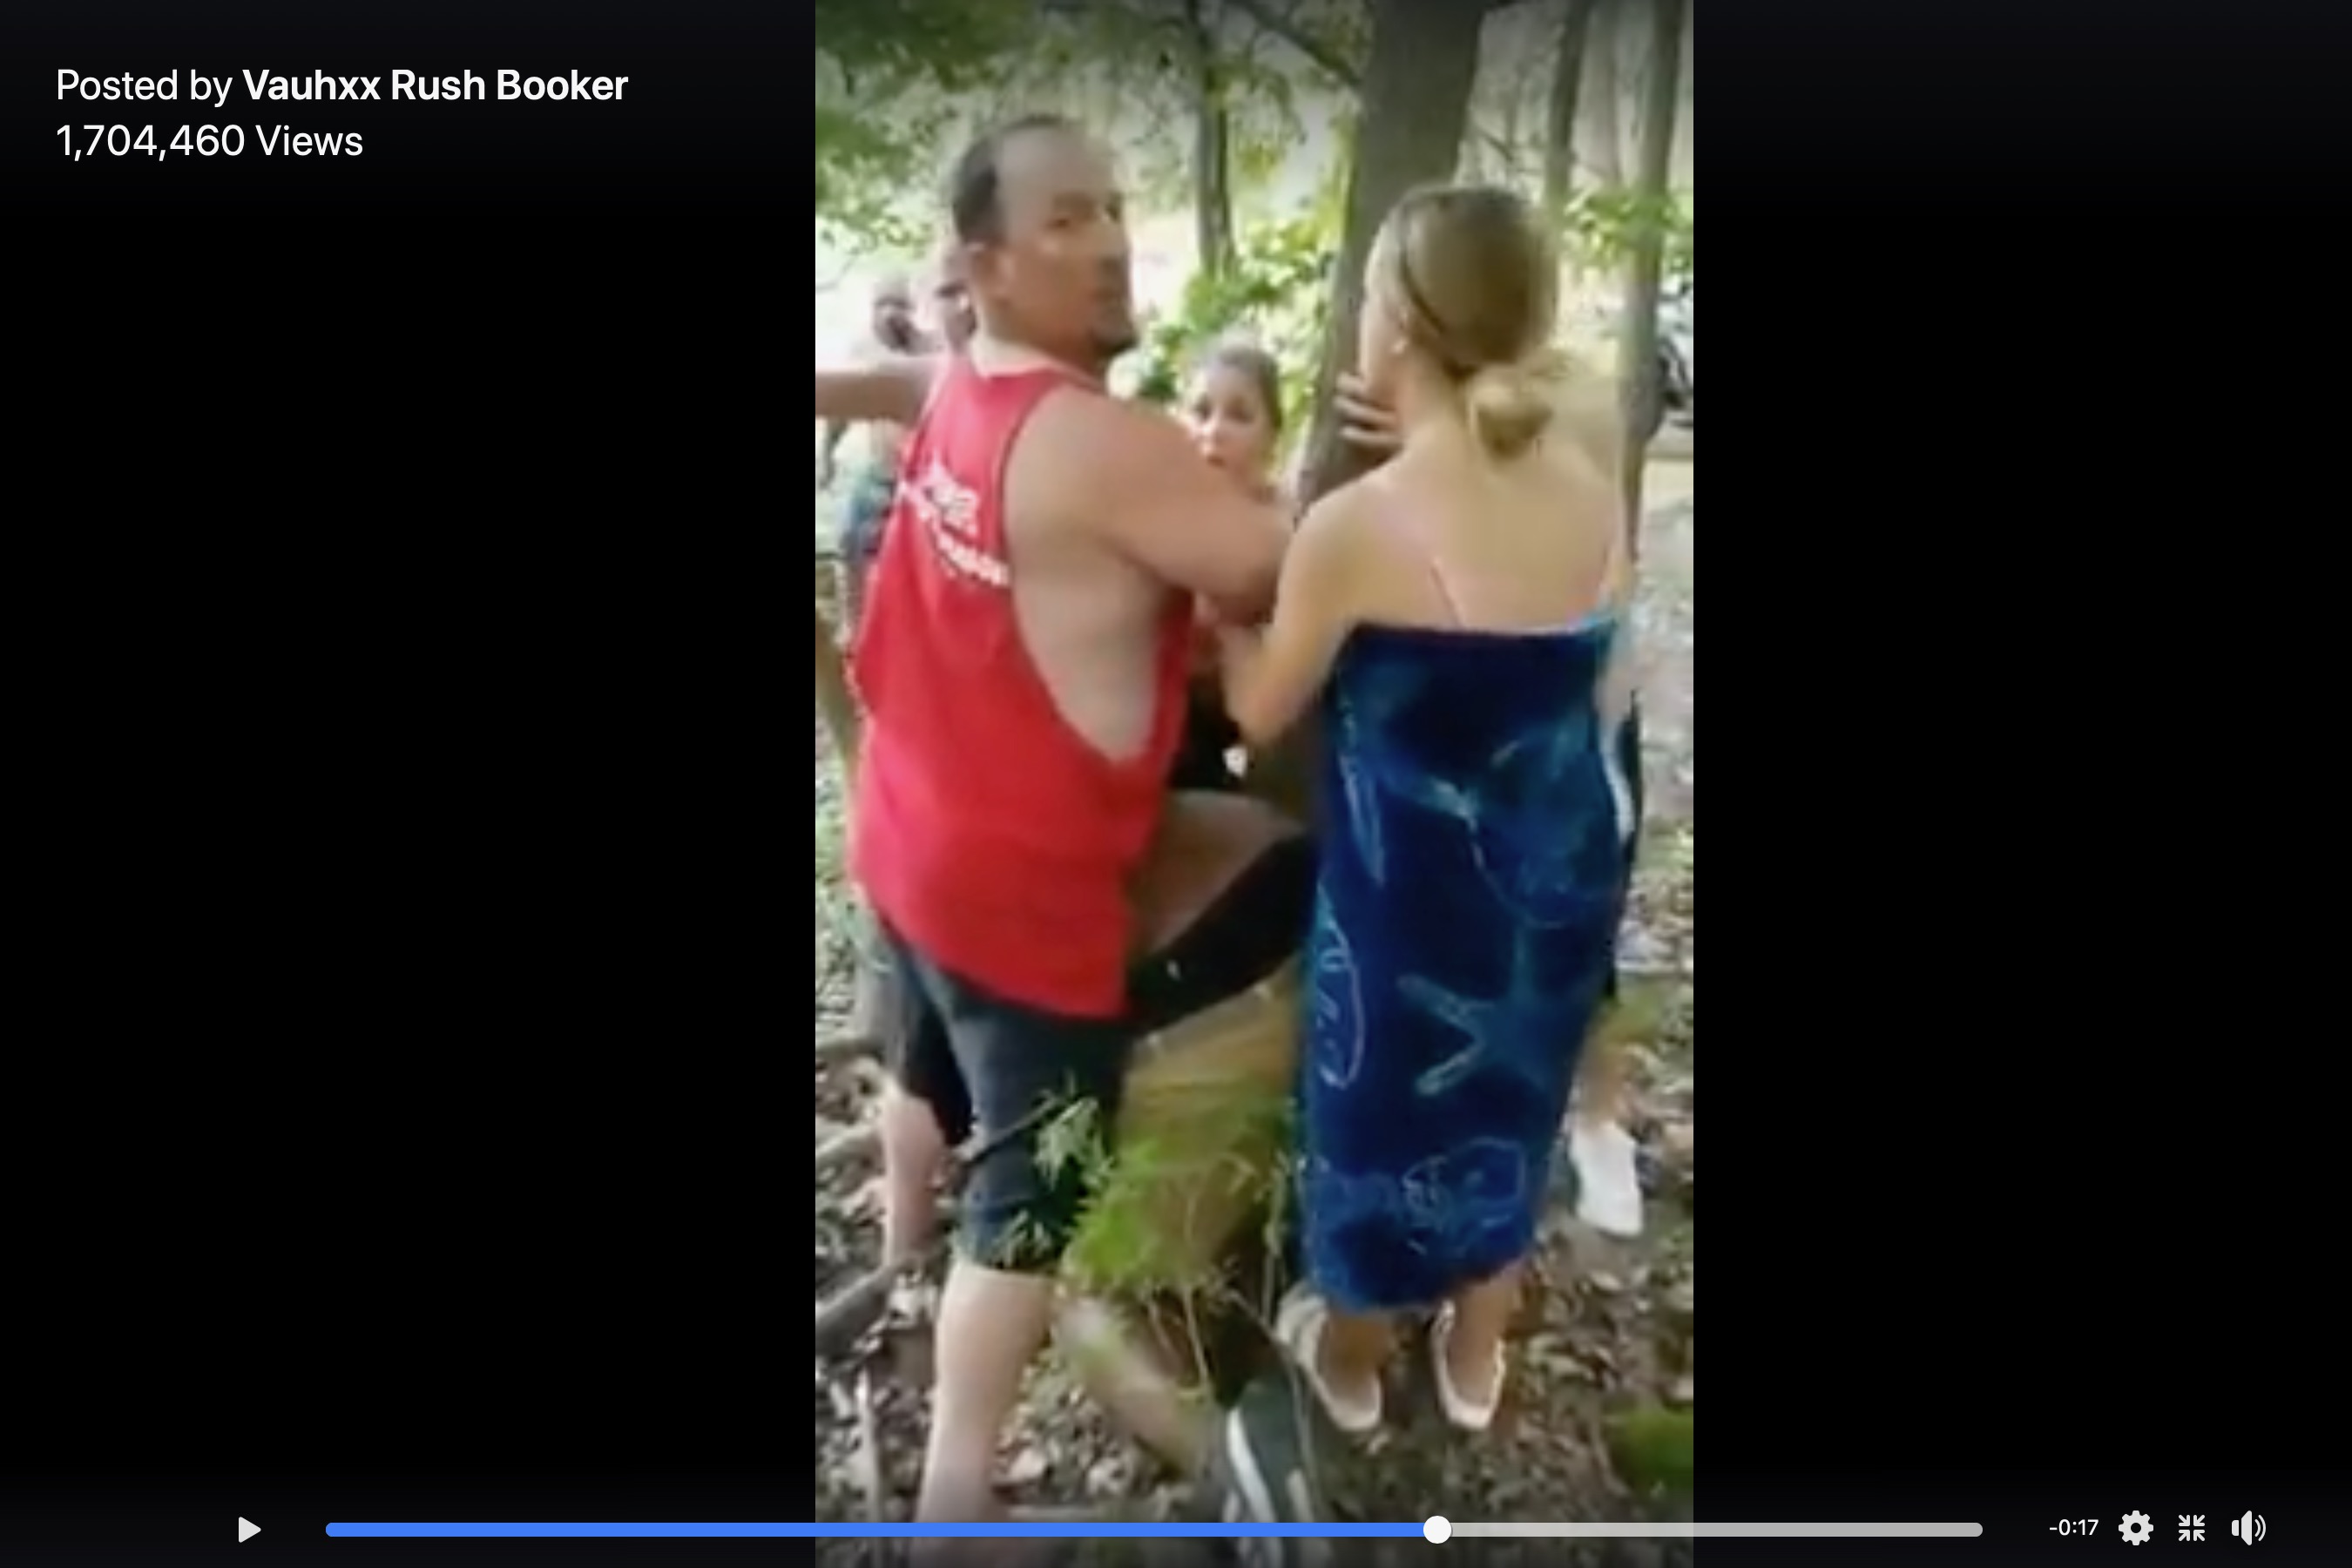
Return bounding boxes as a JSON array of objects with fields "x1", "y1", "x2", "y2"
[
  {"x1": 1274, "y1": 1286, "x2": 1382, "y2": 1436},
  {"x1": 1428, "y1": 1303, "x2": 1505, "y2": 1433},
  {"x1": 1571, "y1": 1120, "x2": 1646, "y2": 1239}
]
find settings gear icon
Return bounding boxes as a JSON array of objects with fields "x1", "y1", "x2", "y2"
[{"x1": 2119, "y1": 1511, "x2": 2154, "y2": 1545}]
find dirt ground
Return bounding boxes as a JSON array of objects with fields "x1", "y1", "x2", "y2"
[{"x1": 812, "y1": 463, "x2": 1695, "y2": 1538}]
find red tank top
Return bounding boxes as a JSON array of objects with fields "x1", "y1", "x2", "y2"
[{"x1": 848, "y1": 358, "x2": 1194, "y2": 1018}]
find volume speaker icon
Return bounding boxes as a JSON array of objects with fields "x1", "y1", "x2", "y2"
[{"x1": 2230, "y1": 1511, "x2": 2266, "y2": 1544}]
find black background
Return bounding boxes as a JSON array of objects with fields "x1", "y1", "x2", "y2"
[{"x1": 6, "y1": 0, "x2": 2349, "y2": 1563}]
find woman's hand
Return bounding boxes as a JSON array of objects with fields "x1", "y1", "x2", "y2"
[{"x1": 1335, "y1": 373, "x2": 1403, "y2": 459}]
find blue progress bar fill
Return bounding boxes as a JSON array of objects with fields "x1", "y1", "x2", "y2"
[{"x1": 325, "y1": 1524, "x2": 1426, "y2": 1538}]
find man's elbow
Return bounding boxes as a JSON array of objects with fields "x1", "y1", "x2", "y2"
[
  {"x1": 1205, "y1": 582, "x2": 1278, "y2": 629},
  {"x1": 1202, "y1": 531, "x2": 1287, "y2": 623}
]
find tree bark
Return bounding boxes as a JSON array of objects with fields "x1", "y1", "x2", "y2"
[
  {"x1": 1245, "y1": 0, "x2": 1489, "y2": 824},
  {"x1": 1541, "y1": 0, "x2": 1604, "y2": 216},
  {"x1": 1221, "y1": 0, "x2": 1360, "y2": 91},
  {"x1": 1184, "y1": 0, "x2": 1238, "y2": 282},
  {"x1": 1613, "y1": 0, "x2": 1686, "y2": 552},
  {"x1": 1584, "y1": 0, "x2": 1625, "y2": 190},
  {"x1": 1293, "y1": 3, "x2": 1488, "y2": 509}
]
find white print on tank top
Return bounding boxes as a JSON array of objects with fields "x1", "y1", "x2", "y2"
[{"x1": 903, "y1": 458, "x2": 1009, "y2": 590}]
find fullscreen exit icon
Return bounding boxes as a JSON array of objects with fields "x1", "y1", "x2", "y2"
[{"x1": 2180, "y1": 1515, "x2": 2204, "y2": 1541}]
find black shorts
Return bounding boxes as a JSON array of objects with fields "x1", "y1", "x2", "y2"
[
  {"x1": 1167, "y1": 689, "x2": 1246, "y2": 794},
  {"x1": 878, "y1": 835, "x2": 1315, "y2": 1274},
  {"x1": 872, "y1": 944, "x2": 975, "y2": 1146}
]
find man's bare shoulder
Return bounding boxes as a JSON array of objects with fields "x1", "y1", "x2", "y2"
[
  {"x1": 1017, "y1": 387, "x2": 1288, "y2": 611},
  {"x1": 1042, "y1": 388, "x2": 1191, "y2": 465},
  {"x1": 1016, "y1": 388, "x2": 1194, "y2": 507}
]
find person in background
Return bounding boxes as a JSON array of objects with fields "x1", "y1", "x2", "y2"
[
  {"x1": 929, "y1": 245, "x2": 977, "y2": 355},
  {"x1": 868, "y1": 250, "x2": 985, "y2": 1270},
  {"x1": 828, "y1": 268, "x2": 956, "y2": 1099},
  {"x1": 1214, "y1": 184, "x2": 1639, "y2": 1449},
  {"x1": 1186, "y1": 337, "x2": 1288, "y2": 498},
  {"x1": 1171, "y1": 339, "x2": 1289, "y2": 794},
  {"x1": 821, "y1": 274, "x2": 931, "y2": 633}
]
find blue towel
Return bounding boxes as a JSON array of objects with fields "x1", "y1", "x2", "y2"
[{"x1": 1298, "y1": 618, "x2": 1636, "y2": 1313}]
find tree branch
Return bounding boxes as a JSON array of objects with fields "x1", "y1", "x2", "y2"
[{"x1": 1220, "y1": 0, "x2": 1358, "y2": 90}]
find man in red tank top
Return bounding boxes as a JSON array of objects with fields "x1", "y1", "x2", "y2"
[{"x1": 814, "y1": 116, "x2": 1299, "y2": 1525}]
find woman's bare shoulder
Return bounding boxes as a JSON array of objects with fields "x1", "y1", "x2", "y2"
[
  {"x1": 1295, "y1": 470, "x2": 1387, "y2": 541},
  {"x1": 1549, "y1": 372, "x2": 1625, "y2": 476}
]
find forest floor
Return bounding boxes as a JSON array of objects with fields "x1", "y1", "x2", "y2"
[{"x1": 812, "y1": 458, "x2": 1695, "y2": 1553}]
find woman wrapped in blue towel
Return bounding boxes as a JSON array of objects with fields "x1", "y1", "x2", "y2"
[{"x1": 1216, "y1": 184, "x2": 1639, "y2": 1438}]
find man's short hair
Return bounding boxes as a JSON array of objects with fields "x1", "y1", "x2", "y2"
[{"x1": 946, "y1": 113, "x2": 1080, "y2": 246}]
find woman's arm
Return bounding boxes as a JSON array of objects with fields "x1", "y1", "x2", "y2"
[{"x1": 1215, "y1": 493, "x2": 1363, "y2": 748}]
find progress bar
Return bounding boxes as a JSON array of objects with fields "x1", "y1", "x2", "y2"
[
  {"x1": 325, "y1": 1526, "x2": 1419, "y2": 1538},
  {"x1": 321, "y1": 1522, "x2": 1984, "y2": 1539},
  {"x1": 1445, "y1": 1523, "x2": 1984, "y2": 1538}
]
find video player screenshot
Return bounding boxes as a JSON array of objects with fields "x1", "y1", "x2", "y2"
[{"x1": 8, "y1": 0, "x2": 2344, "y2": 1563}]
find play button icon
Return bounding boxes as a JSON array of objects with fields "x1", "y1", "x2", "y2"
[{"x1": 238, "y1": 1517, "x2": 260, "y2": 1543}]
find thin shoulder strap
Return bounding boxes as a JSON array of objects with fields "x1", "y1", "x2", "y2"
[{"x1": 1370, "y1": 498, "x2": 1467, "y2": 628}]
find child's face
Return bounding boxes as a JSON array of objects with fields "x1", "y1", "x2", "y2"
[{"x1": 1186, "y1": 364, "x2": 1276, "y2": 479}]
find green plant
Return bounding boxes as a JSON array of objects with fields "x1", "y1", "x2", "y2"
[
  {"x1": 1605, "y1": 1405, "x2": 1695, "y2": 1497},
  {"x1": 1035, "y1": 1071, "x2": 1300, "y2": 1397},
  {"x1": 1127, "y1": 209, "x2": 1342, "y2": 456},
  {"x1": 1556, "y1": 186, "x2": 1695, "y2": 287}
]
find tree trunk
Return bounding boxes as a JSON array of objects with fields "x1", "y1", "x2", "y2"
[
  {"x1": 1184, "y1": 0, "x2": 1237, "y2": 282},
  {"x1": 1584, "y1": 0, "x2": 1625, "y2": 190},
  {"x1": 1613, "y1": 0, "x2": 1686, "y2": 553},
  {"x1": 1541, "y1": 0, "x2": 1604, "y2": 215},
  {"x1": 1246, "y1": 0, "x2": 1489, "y2": 824},
  {"x1": 1294, "y1": 6, "x2": 1488, "y2": 508}
]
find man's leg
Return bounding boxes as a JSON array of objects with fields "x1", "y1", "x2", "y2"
[
  {"x1": 1037, "y1": 806, "x2": 1313, "y2": 1491},
  {"x1": 883, "y1": 931, "x2": 1130, "y2": 1525},
  {"x1": 1059, "y1": 961, "x2": 1305, "y2": 1475},
  {"x1": 877, "y1": 959, "x2": 974, "y2": 1266},
  {"x1": 1119, "y1": 829, "x2": 1328, "y2": 1522}
]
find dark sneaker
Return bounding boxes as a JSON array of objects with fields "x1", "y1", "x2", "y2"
[{"x1": 1214, "y1": 1371, "x2": 1329, "y2": 1568}]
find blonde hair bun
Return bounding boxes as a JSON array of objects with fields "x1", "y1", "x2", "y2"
[{"x1": 1463, "y1": 348, "x2": 1568, "y2": 460}]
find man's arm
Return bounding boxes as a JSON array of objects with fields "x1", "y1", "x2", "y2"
[
  {"x1": 1059, "y1": 395, "x2": 1290, "y2": 621},
  {"x1": 815, "y1": 355, "x2": 936, "y2": 430},
  {"x1": 817, "y1": 419, "x2": 848, "y2": 489}
]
